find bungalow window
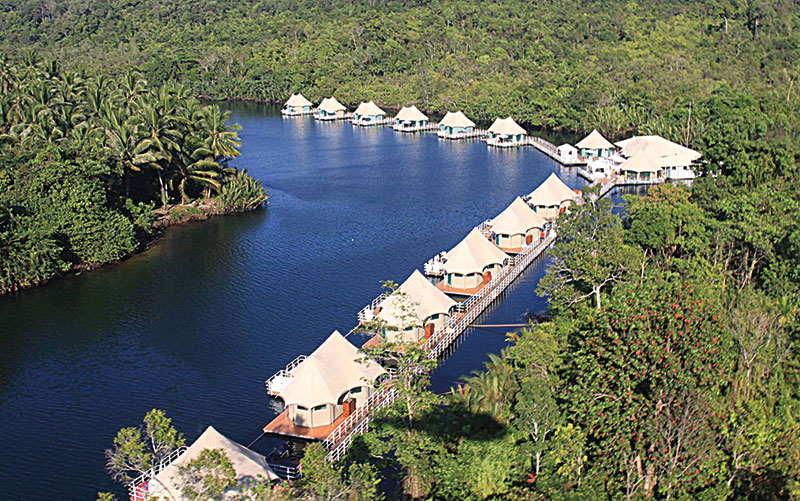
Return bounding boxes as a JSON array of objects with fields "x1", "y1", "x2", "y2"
[
  {"x1": 312, "y1": 405, "x2": 327, "y2": 412},
  {"x1": 350, "y1": 387, "x2": 362, "y2": 394},
  {"x1": 296, "y1": 406, "x2": 308, "y2": 412},
  {"x1": 429, "y1": 314, "x2": 440, "y2": 320}
]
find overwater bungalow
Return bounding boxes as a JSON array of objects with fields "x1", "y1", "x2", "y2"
[
  {"x1": 616, "y1": 135, "x2": 701, "y2": 180},
  {"x1": 316, "y1": 97, "x2": 348, "y2": 121},
  {"x1": 373, "y1": 270, "x2": 457, "y2": 343},
  {"x1": 556, "y1": 143, "x2": 579, "y2": 162},
  {"x1": 619, "y1": 150, "x2": 664, "y2": 183},
  {"x1": 352, "y1": 101, "x2": 387, "y2": 126},
  {"x1": 269, "y1": 331, "x2": 385, "y2": 434},
  {"x1": 393, "y1": 105, "x2": 429, "y2": 132},
  {"x1": 281, "y1": 93, "x2": 313, "y2": 116},
  {"x1": 575, "y1": 129, "x2": 615, "y2": 159},
  {"x1": 439, "y1": 228, "x2": 509, "y2": 295},
  {"x1": 139, "y1": 426, "x2": 279, "y2": 500},
  {"x1": 488, "y1": 197, "x2": 548, "y2": 253},
  {"x1": 438, "y1": 110, "x2": 477, "y2": 139},
  {"x1": 526, "y1": 173, "x2": 579, "y2": 220},
  {"x1": 487, "y1": 117, "x2": 527, "y2": 147}
]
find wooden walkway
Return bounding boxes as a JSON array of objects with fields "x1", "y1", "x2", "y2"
[{"x1": 263, "y1": 408, "x2": 347, "y2": 441}]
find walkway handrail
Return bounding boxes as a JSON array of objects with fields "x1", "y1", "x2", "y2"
[
  {"x1": 128, "y1": 446, "x2": 188, "y2": 500},
  {"x1": 264, "y1": 355, "x2": 307, "y2": 394}
]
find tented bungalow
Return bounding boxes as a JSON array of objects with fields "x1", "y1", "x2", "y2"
[
  {"x1": 316, "y1": 97, "x2": 348, "y2": 121},
  {"x1": 488, "y1": 197, "x2": 548, "y2": 252},
  {"x1": 526, "y1": 173, "x2": 579, "y2": 220},
  {"x1": 143, "y1": 426, "x2": 279, "y2": 500},
  {"x1": 438, "y1": 110, "x2": 477, "y2": 139},
  {"x1": 375, "y1": 270, "x2": 457, "y2": 343},
  {"x1": 352, "y1": 101, "x2": 387, "y2": 126},
  {"x1": 556, "y1": 143, "x2": 579, "y2": 162},
  {"x1": 487, "y1": 117, "x2": 527, "y2": 147},
  {"x1": 279, "y1": 331, "x2": 385, "y2": 429},
  {"x1": 281, "y1": 93, "x2": 313, "y2": 116},
  {"x1": 393, "y1": 105, "x2": 429, "y2": 132},
  {"x1": 619, "y1": 150, "x2": 664, "y2": 183},
  {"x1": 575, "y1": 129, "x2": 615, "y2": 159},
  {"x1": 615, "y1": 135, "x2": 701, "y2": 180},
  {"x1": 441, "y1": 228, "x2": 509, "y2": 293}
]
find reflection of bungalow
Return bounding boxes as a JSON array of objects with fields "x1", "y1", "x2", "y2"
[
  {"x1": 616, "y1": 135, "x2": 701, "y2": 180},
  {"x1": 145, "y1": 426, "x2": 279, "y2": 500},
  {"x1": 487, "y1": 117, "x2": 527, "y2": 147},
  {"x1": 281, "y1": 93, "x2": 313, "y2": 116},
  {"x1": 526, "y1": 173, "x2": 579, "y2": 220},
  {"x1": 316, "y1": 97, "x2": 348, "y2": 121},
  {"x1": 375, "y1": 270, "x2": 457, "y2": 343},
  {"x1": 557, "y1": 143, "x2": 579, "y2": 162},
  {"x1": 352, "y1": 101, "x2": 387, "y2": 126},
  {"x1": 438, "y1": 111, "x2": 476, "y2": 139},
  {"x1": 575, "y1": 129, "x2": 615, "y2": 159},
  {"x1": 393, "y1": 105, "x2": 429, "y2": 132},
  {"x1": 489, "y1": 197, "x2": 547, "y2": 253},
  {"x1": 441, "y1": 228, "x2": 509, "y2": 294},
  {"x1": 279, "y1": 331, "x2": 385, "y2": 429},
  {"x1": 619, "y1": 150, "x2": 664, "y2": 183}
]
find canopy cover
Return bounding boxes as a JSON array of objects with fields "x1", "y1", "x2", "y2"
[
  {"x1": 490, "y1": 197, "x2": 547, "y2": 236},
  {"x1": 439, "y1": 110, "x2": 476, "y2": 128},
  {"x1": 280, "y1": 331, "x2": 386, "y2": 409},
  {"x1": 620, "y1": 149, "x2": 662, "y2": 173},
  {"x1": 317, "y1": 97, "x2": 347, "y2": 113},
  {"x1": 149, "y1": 426, "x2": 279, "y2": 500},
  {"x1": 615, "y1": 135, "x2": 701, "y2": 168},
  {"x1": 395, "y1": 105, "x2": 428, "y2": 122},
  {"x1": 527, "y1": 173, "x2": 578, "y2": 207},
  {"x1": 354, "y1": 101, "x2": 387, "y2": 117},
  {"x1": 575, "y1": 129, "x2": 615, "y2": 150},
  {"x1": 376, "y1": 270, "x2": 456, "y2": 327},
  {"x1": 443, "y1": 228, "x2": 509, "y2": 276},
  {"x1": 488, "y1": 117, "x2": 527, "y2": 136},
  {"x1": 285, "y1": 93, "x2": 312, "y2": 107}
]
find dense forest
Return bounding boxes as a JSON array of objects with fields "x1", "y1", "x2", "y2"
[
  {"x1": 3, "y1": 0, "x2": 799, "y2": 499},
  {"x1": 0, "y1": 58, "x2": 268, "y2": 294}
]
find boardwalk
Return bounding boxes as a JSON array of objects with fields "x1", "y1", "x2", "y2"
[{"x1": 322, "y1": 232, "x2": 556, "y2": 462}]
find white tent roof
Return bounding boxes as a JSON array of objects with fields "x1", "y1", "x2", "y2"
[
  {"x1": 527, "y1": 173, "x2": 578, "y2": 207},
  {"x1": 149, "y1": 426, "x2": 278, "y2": 500},
  {"x1": 317, "y1": 97, "x2": 346, "y2": 113},
  {"x1": 620, "y1": 150, "x2": 662, "y2": 173},
  {"x1": 439, "y1": 110, "x2": 476, "y2": 128},
  {"x1": 354, "y1": 101, "x2": 386, "y2": 117},
  {"x1": 443, "y1": 228, "x2": 509, "y2": 276},
  {"x1": 376, "y1": 270, "x2": 456, "y2": 327},
  {"x1": 575, "y1": 129, "x2": 615, "y2": 150},
  {"x1": 488, "y1": 117, "x2": 527, "y2": 136},
  {"x1": 395, "y1": 105, "x2": 428, "y2": 122},
  {"x1": 490, "y1": 197, "x2": 547, "y2": 236},
  {"x1": 280, "y1": 331, "x2": 385, "y2": 409},
  {"x1": 615, "y1": 135, "x2": 701, "y2": 168},
  {"x1": 285, "y1": 93, "x2": 312, "y2": 107},
  {"x1": 558, "y1": 143, "x2": 578, "y2": 152}
]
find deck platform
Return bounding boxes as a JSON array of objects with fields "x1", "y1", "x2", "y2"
[
  {"x1": 435, "y1": 281, "x2": 487, "y2": 296},
  {"x1": 264, "y1": 408, "x2": 346, "y2": 441}
]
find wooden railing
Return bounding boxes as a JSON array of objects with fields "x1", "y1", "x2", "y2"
[
  {"x1": 264, "y1": 355, "x2": 307, "y2": 394},
  {"x1": 128, "y1": 446, "x2": 188, "y2": 500}
]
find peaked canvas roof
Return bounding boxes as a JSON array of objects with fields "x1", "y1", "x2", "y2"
[
  {"x1": 280, "y1": 331, "x2": 385, "y2": 408},
  {"x1": 620, "y1": 150, "x2": 661, "y2": 173},
  {"x1": 527, "y1": 173, "x2": 578, "y2": 207},
  {"x1": 575, "y1": 129, "x2": 615, "y2": 150},
  {"x1": 439, "y1": 110, "x2": 476, "y2": 128},
  {"x1": 285, "y1": 93, "x2": 312, "y2": 107},
  {"x1": 354, "y1": 101, "x2": 386, "y2": 117},
  {"x1": 490, "y1": 197, "x2": 547, "y2": 236},
  {"x1": 395, "y1": 105, "x2": 428, "y2": 122},
  {"x1": 376, "y1": 270, "x2": 456, "y2": 327},
  {"x1": 318, "y1": 96, "x2": 346, "y2": 113},
  {"x1": 488, "y1": 117, "x2": 527, "y2": 136},
  {"x1": 615, "y1": 135, "x2": 701, "y2": 168},
  {"x1": 443, "y1": 228, "x2": 509, "y2": 276},
  {"x1": 149, "y1": 426, "x2": 278, "y2": 500}
]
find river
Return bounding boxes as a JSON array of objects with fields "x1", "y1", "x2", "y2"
[{"x1": 0, "y1": 102, "x2": 596, "y2": 498}]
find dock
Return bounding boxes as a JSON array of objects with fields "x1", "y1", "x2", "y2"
[
  {"x1": 526, "y1": 136, "x2": 586, "y2": 166},
  {"x1": 321, "y1": 232, "x2": 556, "y2": 462}
]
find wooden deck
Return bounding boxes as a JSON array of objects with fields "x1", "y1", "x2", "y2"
[
  {"x1": 264, "y1": 408, "x2": 346, "y2": 441},
  {"x1": 436, "y1": 281, "x2": 487, "y2": 296}
]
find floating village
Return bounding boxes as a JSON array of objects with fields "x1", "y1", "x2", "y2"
[{"x1": 130, "y1": 93, "x2": 704, "y2": 500}]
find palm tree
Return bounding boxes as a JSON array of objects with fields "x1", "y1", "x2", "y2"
[
  {"x1": 197, "y1": 105, "x2": 241, "y2": 160},
  {"x1": 101, "y1": 106, "x2": 157, "y2": 198}
]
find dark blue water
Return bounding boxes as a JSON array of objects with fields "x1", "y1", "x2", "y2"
[{"x1": 0, "y1": 102, "x2": 588, "y2": 499}]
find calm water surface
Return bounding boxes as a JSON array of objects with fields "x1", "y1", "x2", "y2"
[{"x1": 0, "y1": 103, "x2": 595, "y2": 499}]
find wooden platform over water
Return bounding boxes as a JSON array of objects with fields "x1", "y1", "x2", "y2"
[{"x1": 263, "y1": 408, "x2": 346, "y2": 441}]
